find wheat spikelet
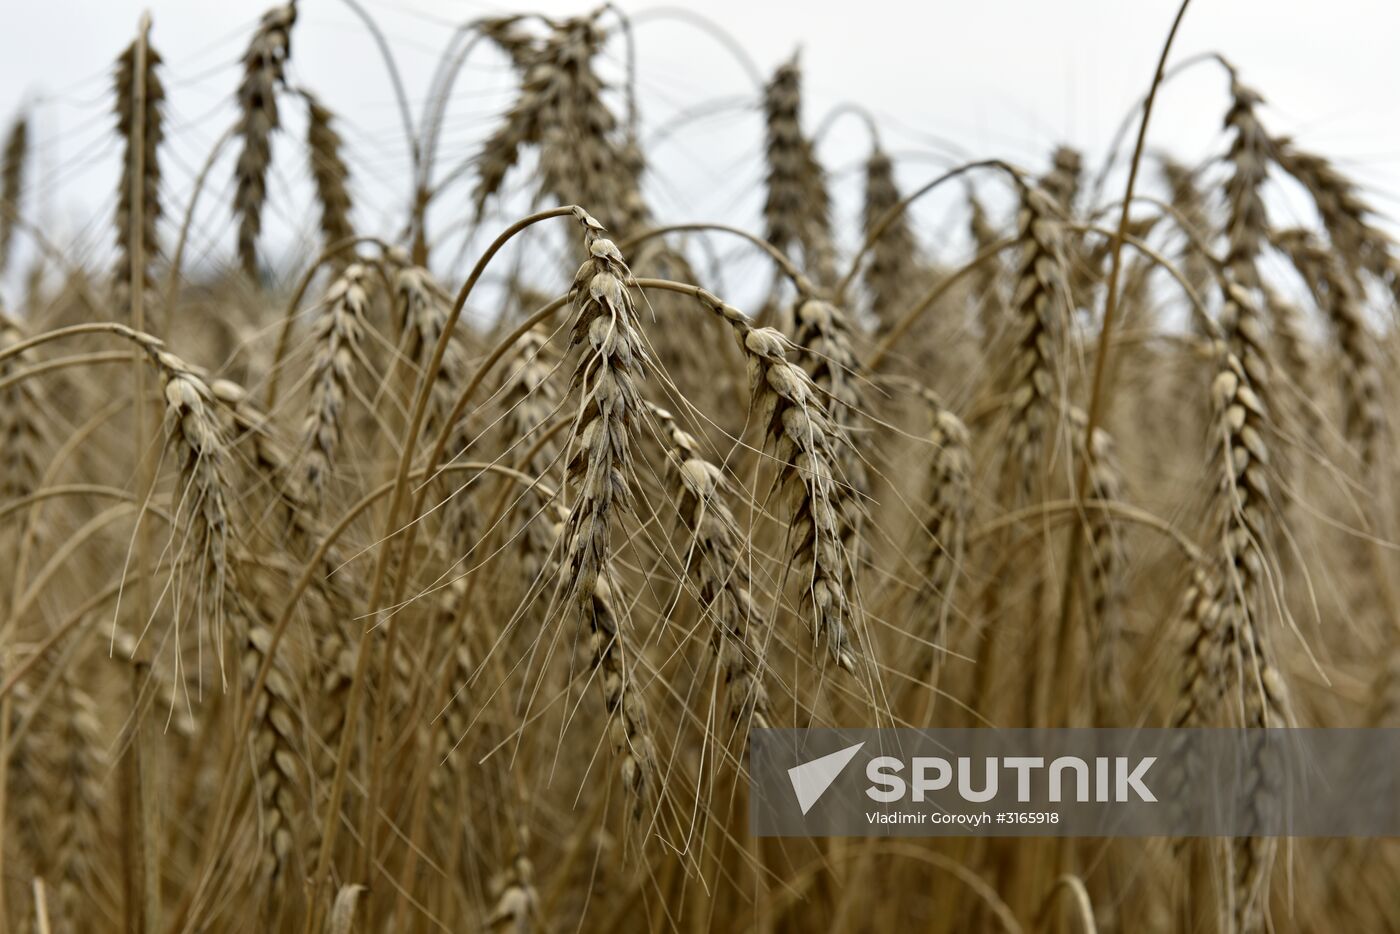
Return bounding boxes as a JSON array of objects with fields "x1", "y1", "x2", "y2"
[
  {"x1": 4, "y1": 684, "x2": 51, "y2": 888},
  {"x1": 113, "y1": 29, "x2": 164, "y2": 319},
  {"x1": 762, "y1": 55, "x2": 835, "y2": 283},
  {"x1": 498, "y1": 325, "x2": 561, "y2": 473},
  {"x1": 919, "y1": 404, "x2": 970, "y2": 606},
  {"x1": 1172, "y1": 561, "x2": 1227, "y2": 728},
  {"x1": 301, "y1": 262, "x2": 368, "y2": 507},
  {"x1": 53, "y1": 676, "x2": 106, "y2": 926},
  {"x1": 1159, "y1": 157, "x2": 1214, "y2": 329},
  {"x1": 0, "y1": 314, "x2": 46, "y2": 501},
  {"x1": 303, "y1": 92, "x2": 355, "y2": 256},
  {"x1": 862, "y1": 147, "x2": 917, "y2": 330},
  {"x1": 653, "y1": 405, "x2": 772, "y2": 731},
  {"x1": 428, "y1": 577, "x2": 474, "y2": 808},
  {"x1": 238, "y1": 602, "x2": 308, "y2": 886},
  {"x1": 1040, "y1": 145, "x2": 1082, "y2": 215},
  {"x1": 487, "y1": 853, "x2": 539, "y2": 933},
  {"x1": 967, "y1": 191, "x2": 1008, "y2": 349},
  {"x1": 1066, "y1": 406, "x2": 1128, "y2": 721},
  {"x1": 233, "y1": 3, "x2": 297, "y2": 278},
  {"x1": 394, "y1": 263, "x2": 465, "y2": 444},
  {"x1": 0, "y1": 115, "x2": 28, "y2": 278},
  {"x1": 1003, "y1": 184, "x2": 1068, "y2": 496},
  {"x1": 1272, "y1": 136, "x2": 1390, "y2": 282},
  {"x1": 1273, "y1": 228, "x2": 1385, "y2": 466}
]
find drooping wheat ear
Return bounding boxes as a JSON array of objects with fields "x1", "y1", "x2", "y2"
[
  {"x1": 540, "y1": 16, "x2": 648, "y2": 237},
  {"x1": 474, "y1": 15, "x2": 645, "y2": 236},
  {"x1": 1040, "y1": 145, "x2": 1083, "y2": 215},
  {"x1": 1222, "y1": 78, "x2": 1272, "y2": 287},
  {"x1": 1272, "y1": 136, "x2": 1391, "y2": 283},
  {"x1": 1273, "y1": 228, "x2": 1385, "y2": 467},
  {"x1": 862, "y1": 147, "x2": 917, "y2": 329},
  {"x1": 0, "y1": 314, "x2": 46, "y2": 501},
  {"x1": 130, "y1": 337, "x2": 235, "y2": 643},
  {"x1": 1159, "y1": 157, "x2": 1214, "y2": 327},
  {"x1": 487, "y1": 853, "x2": 540, "y2": 933},
  {"x1": 395, "y1": 263, "x2": 465, "y2": 445},
  {"x1": 113, "y1": 29, "x2": 165, "y2": 319},
  {"x1": 793, "y1": 296, "x2": 868, "y2": 558},
  {"x1": 741, "y1": 325, "x2": 858, "y2": 672},
  {"x1": 233, "y1": 2, "x2": 297, "y2": 279},
  {"x1": 54, "y1": 676, "x2": 106, "y2": 926},
  {"x1": 472, "y1": 59, "x2": 544, "y2": 219},
  {"x1": 762, "y1": 54, "x2": 835, "y2": 284},
  {"x1": 1003, "y1": 183, "x2": 1069, "y2": 498},
  {"x1": 1067, "y1": 406, "x2": 1128, "y2": 722},
  {"x1": 303, "y1": 91, "x2": 355, "y2": 256},
  {"x1": 652, "y1": 404, "x2": 773, "y2": 732},
  {"x1": 583, "y1": 570, "x2": 657, "y2": 822},
  {"x1": 560, "y1": 214, "x2": 651, "y2": 614},
  {"x1": 0, "y1": 115, "x2": 28, "y2": 277},
  {"x1": 480, "y1": 15, "x2": 538, "y2": 69},
  {"x1": 301, "y1": 262, "x2": 368, "y2": 508},
  {"x1": 238, "y1": 600, "x2": 308, "y2": 886}
]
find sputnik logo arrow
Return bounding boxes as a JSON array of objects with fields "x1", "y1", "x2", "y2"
[{"x1": 787, "y1": 742, "x2": 865, "y2": 815}]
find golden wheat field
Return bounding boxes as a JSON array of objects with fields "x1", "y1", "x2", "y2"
[{"x1": 2, "y1": 0, "x2": 1399, "y2": 931}]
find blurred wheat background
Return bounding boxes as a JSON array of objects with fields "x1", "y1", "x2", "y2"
[{"x1": 1, "y1": 2, "x2": 1398, "y2": 932}]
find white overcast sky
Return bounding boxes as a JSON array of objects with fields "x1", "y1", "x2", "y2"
[{"x1": 3, "y1": 0, "x2": 1399, "y2": 297}]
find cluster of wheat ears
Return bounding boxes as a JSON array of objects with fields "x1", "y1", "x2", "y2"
[{"x1": 1, "y1": 2, "x2": 1397, "y2": 932}]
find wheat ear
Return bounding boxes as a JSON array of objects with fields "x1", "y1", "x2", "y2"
[{"x1": 233, "y1": 3, "x2": 297, "y2": 278}]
